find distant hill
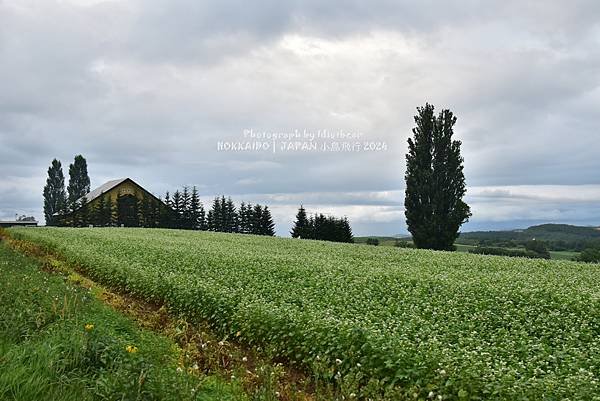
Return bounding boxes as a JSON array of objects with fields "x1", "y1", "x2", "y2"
[{"x1": 458, "y1": 224, "x2": 600, "y2": 251}]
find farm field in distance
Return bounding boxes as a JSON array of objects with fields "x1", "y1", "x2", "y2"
[
  {"x1": 356, "y1": 237, "x2": 583, "y2": 261},
  {"x1": 6, "y1": 227, "x2": 600, "y2": 400}
]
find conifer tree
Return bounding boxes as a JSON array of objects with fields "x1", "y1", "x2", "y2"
[
  {"x1": 43, "y1": 159, "x2": 67, "y2": 226},
  {"x1": 77, "y1": 197, "x2": 90, "y2": 227},
  {"x1": 181, "y1": 186, "x2": 192, "y2": 229},
  {"x1": 100, "y1": 195, "x2": 109, "y2": 226},
  {"x1": 139, "y1": 195, "x2": 151, "y2": 227},
  {"x1": 189, "y1": 186, "x2": 201, "y2": 230},
  {"x1": 198, "y1": 202, "x2": 206, "y2": 230},
  {"x1": 250, "y1": 204, "x2": 263, "y2": 235},
  {"x1": 172, "y1": 190, "x2": 182, "y2": 228},
  {"x1": 261, "y1": 206, "x2": 276, "y2": 236},
  {"x1": 405, "y1": 104, "x2": 471, "y2": 250},
  {"x1": 239, "y1": 202, "x2": 248, "y2": 234},
  {"x1": 210, "y1": 197, "x2": 223, "y2": 231},
  {"x1": 106, "y1": 196, "x2": 118, "y2": 226},
  {"x1": 340, "y1": 217, "x2": 354, "y2": 243},
  {"x1": 206, "y1": 210, "x2": 214, "y2": 231},
  {"x1": 291, "y1": 205, "x2": 309, "y2": 238},
  {"x1": 224, "y1": 197, "x2": 238, "y2": 233},
  {"x1": 67, "y1": 155, "x2": 90, "y2": 212}
]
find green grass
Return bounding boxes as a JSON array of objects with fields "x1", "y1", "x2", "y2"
[
  {"x1": 0, "y1": 239, "x2": 243, "y2": 401},
  {"x1": 549, "y1": 250, "x2": 580, "y2": 261},
  {"x1": 7, "y1": 227, "x2": 600, "y2": 400}
]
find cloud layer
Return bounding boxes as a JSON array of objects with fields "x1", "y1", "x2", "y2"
[{"x1": 1, "y1": 0, "x2": 599, "y2": 234}]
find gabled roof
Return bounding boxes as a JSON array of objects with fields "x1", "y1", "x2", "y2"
[
  {"x1": 77, "y1": 178, "x2": 166, "y2": 208},
  {"x1": 79, "y1": 178, "x2": 128, "y2": 204}
]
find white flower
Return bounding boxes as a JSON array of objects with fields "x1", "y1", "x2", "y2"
[
  {"x1": 349, "y1": 393, "x2": 356, "y2": 398},
  {"x1": 335, "y1": 358, "x2": 343, "y2": 365},
  {"x1": 242, "y1": 356, "x2": 248, "y2": 362},
  {"x1": 176, "y1": 367, "x2": 183, "y2": 373},
  {"x1": 428, "y1": 391, "x2": 435, "y2": 399}
]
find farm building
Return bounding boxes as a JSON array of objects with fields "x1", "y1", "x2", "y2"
[
  {"x1": 79, "y1": 178, "x2": 162, "y2": 206},
  {"x1": 0, "y1": 220, "x2": 38, "y2": 228},
  {"x1": 58, "y1": 178, "x2": 172, "y2": 227}
]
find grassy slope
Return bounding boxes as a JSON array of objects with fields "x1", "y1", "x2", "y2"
[
  {"x1": 7, "y1": 227, "x2": 600, "y2": 400},
  {"x1": 0, "y1": 239, "x2": 242, "y2": 401}
]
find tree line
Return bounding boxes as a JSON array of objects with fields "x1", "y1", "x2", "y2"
[
  {"x1": 165, "y1": 190, "x2": 276, "y2": 236},
  {"x1": 42, "y1": 156, "x2": 356, "y2": 242},
  {"x1": 290, "y1": 205, "x2": 354, "y2": 243}
]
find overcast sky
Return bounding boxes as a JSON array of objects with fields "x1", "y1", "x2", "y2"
[{"x1": 1, "y1": 0, "x2": 599, "y2": 235}]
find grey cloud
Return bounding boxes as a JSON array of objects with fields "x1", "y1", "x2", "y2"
[{"x1": 1, "y1": 0, "x2": 600, "y2": 233}]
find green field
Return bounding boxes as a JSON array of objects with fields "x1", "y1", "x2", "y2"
[
  {"x1": 355, "y1": 236, "x2": 404, "y2": 247},
  {"x1": 360, "y1": 239, "x2": 581, "y2": 261},
  {"x1": 549, "y1": 250, "x2": 580, "y2": 261},
  {"x1": 0, "y1": 238, "x2": 241, "y2": 401},
  {"x1": 7, "y1": 227, "x2": 600, "y2": 400}
]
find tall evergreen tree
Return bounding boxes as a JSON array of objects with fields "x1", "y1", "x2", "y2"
[
  {"x1": 67, "y1": 155, "x2": 90, "y2": 211},
  {"x1": 224, "y1": 197, "x2": 238, "y2": 233},
  {"x1": 164, "y1": 191, "x2": 172, "y2": 208},
  {"x1": 77, "y1": 197, "x2": 90, "y2": 227},
  {"x1": 251, "y1": 204, "x2": 263, "y2": 235},
  {"x1": 206, "y1": 210, "x2": 214, "y2": 231},
  {"x1": 291, "y1": 205, "x2": 309, "y2": 238},
  {"x1": 209, "y1": 197, "x2": 223, "y2": 231},
  {"x1": 139, "y1": 195, "x2": 151, "y2": 227},
  {"x1": 181, "y1": 186, "x2": 192, "y2": 229},
  {"x1": 239, "y1": 202, "x2": 248, "y2": 234},
  {"x1": 189, "y1": 186, "x2": 201, "y2": 230},
  {"x1": 260, "y1": 206, "x2": 276, "y2": 236},
  {"x1": 43, "y1": 159, "x2": 67, "y2": 226},
  {"x1": 340, "y1": 217, "x2": 354, "y2": 243},
  {"x1": 172, "y1": 190, "x2": 183, "y2": 228},
  {"x1": 106, "y1": 196, "x2": 118, "y2": 226},
  {"x1": 92, "y1": 194, "x2": 106, "y2": 226},
  {"x1": 197, "y1": 201, "x2": 206, "y2": 230},
  {"x1": 404, "y1": 104, "x2": 471, "y2": 250}
]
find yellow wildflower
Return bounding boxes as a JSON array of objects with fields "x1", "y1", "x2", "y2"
[
  {"x1": 84, "y1": 323, "x2": 94, "y2": 331},
  {"x1": 126, "y1": 345, "x2": 138, "y2": 353}
]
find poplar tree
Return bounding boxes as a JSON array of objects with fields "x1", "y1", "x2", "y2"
[
  {"x1": 404, "y1": 104, "x2": 471, "y2": 250},
  {"x1": 43, "y1": 159, "x2": 67, "y2": 226},
  {"x1": 67, "y1": 155, "x2": 91, "y2": 211}
]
